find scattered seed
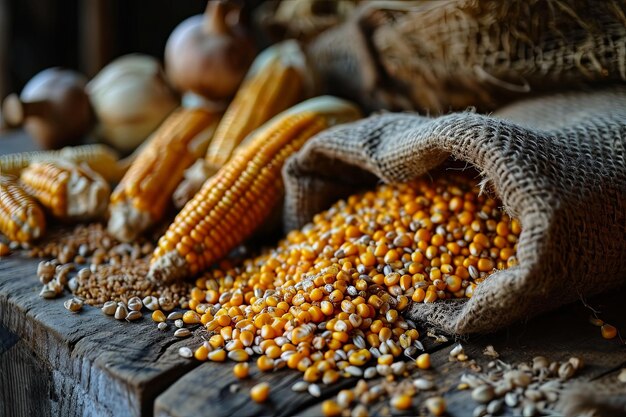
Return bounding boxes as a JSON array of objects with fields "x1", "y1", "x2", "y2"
[
  {"x1": 345, "y1": 366, "x2": 363, "y2": 377},
  {"x1": 532, "y1": 356, "x2": 549, "y2": 372},
  {"x1": 522, "y1": 403, "x2": 537, "y2": 416},
  {"x1": 413, "y1": 378, "x2": 435, "y2": 390},
  {"x1": 64, "y1": 298, "x2": 83, "y2": 313},
  {"x1": 292, "y1": 381, "x2": 309, "y2": 392},
  {"x1": 114, "y1": 303, "x2": 128, "y2": 320},
  {"x1": 364, "y1": 367, "x2": 377, "y2": 379},
  {"x1": 142, "y1": 296, "x2": 159, "y2": 310},
  {"x1": 416, "y1": 353, "x2": 431, "y2": 369},
  {"x1": 174, "y1": 319, "x2": 184, "y2": 328},
  {"x1": 308, "y1": 383, "x2": 321, "y2": 397},
  {"x1": 450, "y1": 344, "x2": 464, "y2": 357},
  {"x1": 39, "y1": 285, "x2": 57, "y2": 299},
  {"x1": 127, "y1": 296, "x2": 143, "y2": 311},
  {"x1": 425, "y1": 396, "x2": 446, "y2": 416},
  {"x1": 557, "y1": 362, "x2": 575, "y2": 381},
  {"x1": 504, "y1": 392, "x2": 519, "y2": 407},
  {"x1": 157, "y1": 322, "x2": 168, "y2": 331},
  {"x1": 102, "y1": 300, "x2": 117, "y2": 315},
  {"x1": 174, "y1": 328, "x2": 191, "y2": 338},
  {"x1": 250, "y1": 382, "x2": 270, "y2": 403},
  {"x1": 486, "y1": 399, "x2": 503, "y2": 415},
  {"x1": 473, "y1": 405, "x2": 487, "y2": 417},
  {"x1": 126, "y1": 310, "x2": 142, "y2": 321},
  {"x1": 178, "y1": 347, "x2": 193, "y2": 358},
  {"x1": 472, "y1": 385, "x2": 495, "y2": 403},
  {"x1": 167, "y1": 312, "x2": 183, "y2": 321},
  {"x1": 351, "y1": 404, "x2": 368, "y2": 417},
  {"x1": 618, "y1": 368, "x2": 626, "y2": 383},
  {"x1": 568, "y1": 357, "x2": 583, "y2": 371}
]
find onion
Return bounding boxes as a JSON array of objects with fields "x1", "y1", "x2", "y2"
[
  {"x1": 2, "y1": 68, "x2": 92, "y2": 149},
  {"x1": 165, "y1": 0, "x2": 256, "y2": 102},
  {"x1": 87, "y1": 54, "x2": 179, "y2": 153}
]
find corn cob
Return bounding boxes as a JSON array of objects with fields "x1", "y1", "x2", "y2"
[
  {"x1": 0, "y1": 175, "x2": 46, "y2": 242},
  {"x1": 20, "y1": 161, "x2": 110, "y2": 221},
  {"x1": 108, "y1": 107, "x2": 221, "y2": 242},
  {"x1": 149, "y1": 96, "x2": 361, "y2": 282},
  {"x1": 0, "y1": 144, "x2": 124, "y2": 183},
  {"x1": 172, "y1": 40, "x2": 312, "y2": 208}
]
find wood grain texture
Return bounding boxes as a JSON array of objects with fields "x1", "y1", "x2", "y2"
[{"x1": 0, "y1": 255, "x2": 202, "y2": 417}]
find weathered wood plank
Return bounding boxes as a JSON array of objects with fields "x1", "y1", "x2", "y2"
[{"x1": 0, "y1": 255, "x2": 203, "y2": 417}]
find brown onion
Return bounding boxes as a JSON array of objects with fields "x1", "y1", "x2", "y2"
[
  {"x1": 165, "y1": 0, "x2": 256, "y2": 101},
  {"x1": 2, "y1": 68, "x2": 92, "y2": 149}
]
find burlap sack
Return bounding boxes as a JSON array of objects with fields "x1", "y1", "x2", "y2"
[
  {"x1": 308, "y1": 0, "x2": 626, "y2": 113},
  {"x1": 282, "y1": 86, "x2": 626, "y2": 335}
]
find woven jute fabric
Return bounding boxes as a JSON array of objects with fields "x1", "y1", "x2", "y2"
[
  {"x1": 308, "y1": 0, "x2": 626, "y2": 113},
  {"x1": 282, "y1": 86, "x2": 626, "y2": 335}
]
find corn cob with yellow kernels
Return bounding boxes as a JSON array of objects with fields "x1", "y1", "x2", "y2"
[
  {"x1": 172, "y1": 40, "x2": 312, "y2": 208},
  {"x1": 0, "y1": 144, "x2": 124, "y2": 183},
  {"x1": 108, "y1": 107, "x2": 221, "y2": 242},
  {"x1": 149, "y1": 96, "x2": 361, "y2": 282},
  {"x1": 20, "y1": 161, "x2": 110, "y2": 221},
  {"x1": 0, "y1": 175, "x2": 46, "y2": 242}
]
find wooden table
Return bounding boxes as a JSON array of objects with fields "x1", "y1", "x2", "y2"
[{"x1": 1, "y1": 131, "x2": 625, "y2": 417}]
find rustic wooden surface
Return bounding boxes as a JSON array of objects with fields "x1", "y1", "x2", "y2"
[{"x1": 1, "y1": 130, "x2": 626, "y2": 417}]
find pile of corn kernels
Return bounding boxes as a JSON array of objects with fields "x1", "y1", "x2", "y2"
[{"x1": 166, "y1": 175, "x2": 521, "y2": 414}]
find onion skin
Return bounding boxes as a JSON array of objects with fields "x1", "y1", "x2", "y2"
[
  {"x1": 2, "y1": 68, "x2": 93, "y2": 150},
  {"x1": 165, "y1": 1, "x2": 256, "y2": 101}
]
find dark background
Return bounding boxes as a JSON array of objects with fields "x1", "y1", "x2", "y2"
[{"x1": 0, "y1": 0, "x2": 266, "y2": 100}]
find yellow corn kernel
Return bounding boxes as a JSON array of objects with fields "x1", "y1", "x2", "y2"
[
  {"x1": 250, "y1": 382, "x2": 270, "y2": 403},
  {"x1": 0, "y1": 175, "x2": 46, "y2": 242},
  {"x1": 233, "y1": 362, "x2": 249, "y2": 379},
  {"x1": 108, "y1": 107, "x2": 221, "y2": 242},
  {"x1": 321, "y1": 399, "x2": 342, "y2": 417},
  {"x1": 416, "y1": 353, "x2": 431, "y2": 369},
  {"x1": 151, "y1": 310, "x2": 166, "y2": 323},
  {"x1": 194, "y1": 345, "x2": 209, "y2": 361},
  {"x1": 150, "y1": 97, "x2": 361, "y2": 281}
]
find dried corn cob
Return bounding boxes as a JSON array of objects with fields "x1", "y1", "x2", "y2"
[
  {"x1": 21, "y1": 161, "x2": 110, "y2": 221},
  {"x1": 108, "y1": 107, "x2": 221, "y2": 242},
  {"x1": 0, "y1": 144, "x2": 124, "y2": 183},
  {"x1": 149, "y1": 96, "x2": 361, "y2": 282},
  {"x1": 172, "y1": 40, "x2": 312, "y2": 208},
  {"x1": 0, "y1": 175, "x2": 46, "y2": 242}
]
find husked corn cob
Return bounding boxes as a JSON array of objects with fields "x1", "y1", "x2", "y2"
[
  {"x1": 0, "y1": 175, "x2": 46, "y2": 242},
  {"x1": 173, "y1": 40, "x2": 311, "y2": 208},
  {"x1": 108, "y1": 107, "x2": 221, "y2": 242},
  {"x1": 21, "y1": 161, "x2": 110, "y2": 220},
  {"x1": 149, "y1": 96, "x2": 361, "y2": 282},
  {"x1": 0, "y1": 144, "x2": 123, "y2": 183}
]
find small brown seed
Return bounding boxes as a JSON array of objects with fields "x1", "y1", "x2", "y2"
[
  {"x1": 174, "y1": 328, "x2": 191, "y2": 338},
  {"x1": 64, "y1": 298, "x2": 83, "y2": 313},
  {"x1": 102, "y1": 301, "x2": 117, "y2": 315},
  {"x1": 425, "y1": 396, "x2": 446, "y2": 416},
  {"x1": 127, "y1": 296, "x2": 143, "y2": 311},
  {"x1": 471, "y1": 385, "x2": 495, "y2": 403},
  {"x1": 126, "y1": 311, "x2": 142, "y2": 321},
  {"x1": 178, "y1": 347, "x2": 193, "y2": 358},
  {"x1": 114, "y1": 304, "x2": 128, "y2": 320}
]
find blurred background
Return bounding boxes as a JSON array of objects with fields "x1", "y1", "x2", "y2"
[{"x1": 0, "y1": 0, "x2": 268, "y2": 99}]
